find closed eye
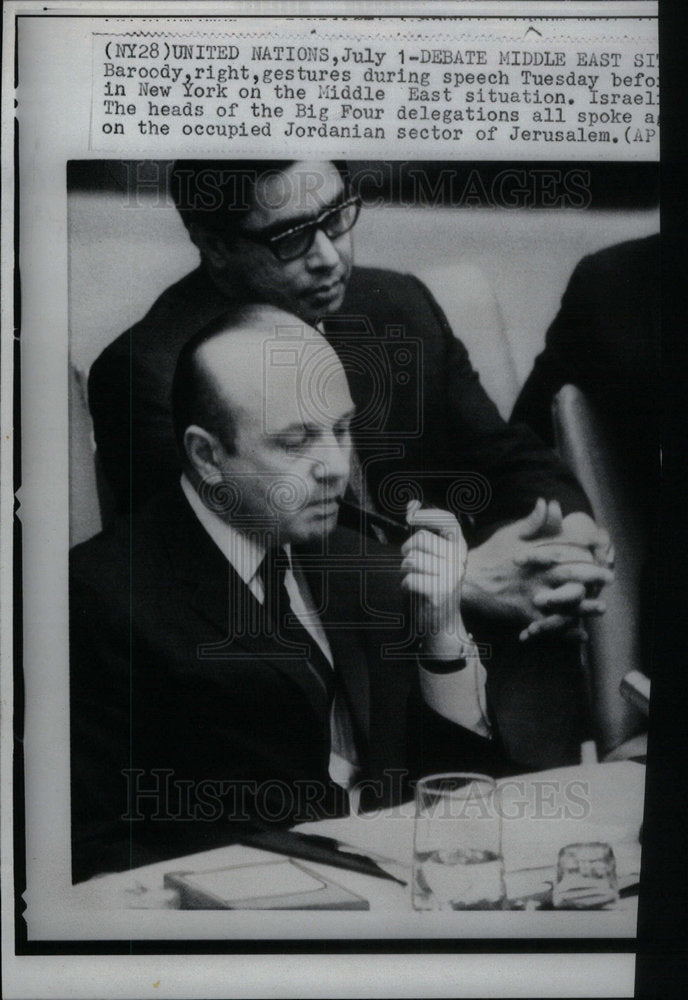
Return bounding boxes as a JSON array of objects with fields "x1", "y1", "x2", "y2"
[
  {"x1": 333, "y1": 419, "x2": 352, "y2": 442},
  {"x1": 334, "y1": 407, "x2": 356, "y2": 441},
  {"x1": 272, "y1": 425, "x2": 317, "y2": 452},
  {"x1": 272, "y1": 409, "x2": 355, "y2": 452}
]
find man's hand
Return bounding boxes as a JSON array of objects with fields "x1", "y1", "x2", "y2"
[
  {"x1": 463, "y1": 498, "x2": 614, "y2": 640},
  {"x1": 400, "y1": 500, "x2": 469, "y2": 659}
]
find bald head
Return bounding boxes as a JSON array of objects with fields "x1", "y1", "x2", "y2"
[
  {"x1": 173, "y1": 304, "x2": 350, "y2": 457},
  {"x1": 172, "y1": 305, "x2": 355, "y2": 539},
  {"x1": 198, "y1": 307, "x2": 331, "y2": 429}
]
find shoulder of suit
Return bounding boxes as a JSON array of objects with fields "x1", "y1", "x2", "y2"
[
  {"x1": 90, "y1": 266, "x2": 229, "y2": 371},
  {"x1": 350, "y1": 264, "x2": 422, "y2": 288},
  {"x1": 69, "y1": 485, "x2": 184, "y2": 583},
  {"x1": 345, "y1": 265, "x2": 429, "y2": 308},
  {"x1": 579, "y1": 233, "x2": 659, "y2": 279},
  {"x1": 69, "y1": 518, "x2": 131, "y2": 599}
]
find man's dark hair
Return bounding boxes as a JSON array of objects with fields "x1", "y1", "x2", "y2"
[
  {"x1": 170, "y1": 159, "x2": 350, "y2": 238},
  {"x1": 171, "y1": 312, "x2": 244, "y2": 461}
]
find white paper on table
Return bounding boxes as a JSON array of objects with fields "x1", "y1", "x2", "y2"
[{"x1": 182, "y1": 861, "x2": 324, "y2": 900}]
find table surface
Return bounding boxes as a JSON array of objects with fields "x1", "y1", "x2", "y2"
[{"x1": 44, "y1": 761, "x2": 645, "y2": 940}]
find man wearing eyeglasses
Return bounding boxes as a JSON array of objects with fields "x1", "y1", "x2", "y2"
[{"x1": 88, "y1": 158, "x2": 613, "y2": 770}]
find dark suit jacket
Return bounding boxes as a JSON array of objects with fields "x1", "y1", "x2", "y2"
[
  {"x1": 511, "y1": 235, "x2": 660, "y2": 680},
  {"x1": 89, "y1": 265, "x2": 590, "y2": 527},
  {"x1": 511, "y1": 234, "x2": 660, "y2": 527},
  {"x1": 70, "y1": 486, "x2": 506, "y2": 882}
]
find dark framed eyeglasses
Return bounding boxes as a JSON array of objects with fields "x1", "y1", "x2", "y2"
[{"x1": 240, "y1": 194, "x2": 362, "y2": 262}]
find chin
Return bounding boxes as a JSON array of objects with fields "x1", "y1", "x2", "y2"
[
  {"x1": 327, "y1": 285, "x2": 346, "y2": 313},
  {"x1": 291, "y1": 512, "x2": 338, "y2": 544},
  {"x1": 301, "y1": 284, "x2": 347, "y2": 323},
  {"x1": 331, "y1": 282, "x2": 350, "y2": 316}
]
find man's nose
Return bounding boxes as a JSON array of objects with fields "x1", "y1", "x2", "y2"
[
  {"x1": 306, "y1": 227, "x2": 342, "y2": 270},
  {"x1": 312, "y1": 438, "x2": 351, "y2": 484}
]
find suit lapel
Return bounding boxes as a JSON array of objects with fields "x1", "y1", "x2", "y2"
[
  {"x1": 160, "y1": 487, "x2": 252, "y2": 636},
  {"x1": 160, "y1": 487, "x2": 332, "y2": 734}
]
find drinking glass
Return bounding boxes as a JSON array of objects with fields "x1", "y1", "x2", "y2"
[
  {"x1": 552, "y1": 842, "x2": 619, "y2": 909},
  {"x1": 412, "y1": 773, "x2": 505, "y2": 911}
]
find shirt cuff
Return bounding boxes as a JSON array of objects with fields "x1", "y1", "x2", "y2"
[
  {"x1": 418, "y1": 650, "x2": 492, "y2": 739},
  {"x1": 416, "y1": 653, "x2": 468, "y2": 674}
]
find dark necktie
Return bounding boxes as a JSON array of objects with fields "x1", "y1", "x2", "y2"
[{"x1": 259, "y1": 547, "x2": 335, "y2": 705}]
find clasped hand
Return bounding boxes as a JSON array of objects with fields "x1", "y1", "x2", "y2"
[{"x1": 463, "y1": 498, "x2": 615, "y2": 641}]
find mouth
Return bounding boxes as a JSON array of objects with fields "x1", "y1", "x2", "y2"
[
  {"x1": 307, "y1": 497, "x2": 341, "y2": 515},
  {"x1": 308, "y1": 277, "x2": 345, "y2": 303}
]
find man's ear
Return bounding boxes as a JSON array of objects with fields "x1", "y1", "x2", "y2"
[
  {"x1": 189, "y1": 224, "x2": 232, "y2": 271},
  {"x1": 183, "y1": 425, "x2": 224, "y2": 481}
]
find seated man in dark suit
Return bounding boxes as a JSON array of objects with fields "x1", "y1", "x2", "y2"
[
  {"x1": 71, "y1": 305, "x2": 505, "y2": 883},
  {"x1": 87, "y1": 159, "x2": 614, "y2": 770},
  {"x1": 511, "y1": 233, "x2": 660, "y2": 528},
  {"x1": 511, "y1": 234, "x2": 660, "y2": 672}
]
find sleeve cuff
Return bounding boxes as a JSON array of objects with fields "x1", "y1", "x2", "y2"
[
  {"x1": 415, "y1": 654, "x2": 469, "y2": 675},
  {"x1": 417, "y1": 643, "x2": 492, "y2": 739}
]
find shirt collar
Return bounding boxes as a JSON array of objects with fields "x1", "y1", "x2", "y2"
[{"x1": 180, "y1": 474, "x2": 278, "y2": 587}]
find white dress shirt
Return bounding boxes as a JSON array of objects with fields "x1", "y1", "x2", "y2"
[{"x1": 181, "y1": 476, "x2": 491, "y2": 791}]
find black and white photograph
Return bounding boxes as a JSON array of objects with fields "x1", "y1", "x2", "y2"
[
  {"x1": 63, "y1": 155, "x2": 656, "y2": 925},
  {"x1": 3, "y1": 3, "x2": 678, "y2": 998}
]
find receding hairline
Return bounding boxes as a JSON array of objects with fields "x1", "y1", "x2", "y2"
[
  {"x1": 187, "y1": 306, "x2": 344, "y2": 431},
  {"x1": 196, "y1": 304, "x2": 331, "y2": 361},
  {"x1": 189, "y1": 323, "x2": 269, "y2": 432}
]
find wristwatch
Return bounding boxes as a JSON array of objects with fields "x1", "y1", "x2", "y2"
[{"x1": 416, "y1": 635, "x2": 478, "y2": 673}]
